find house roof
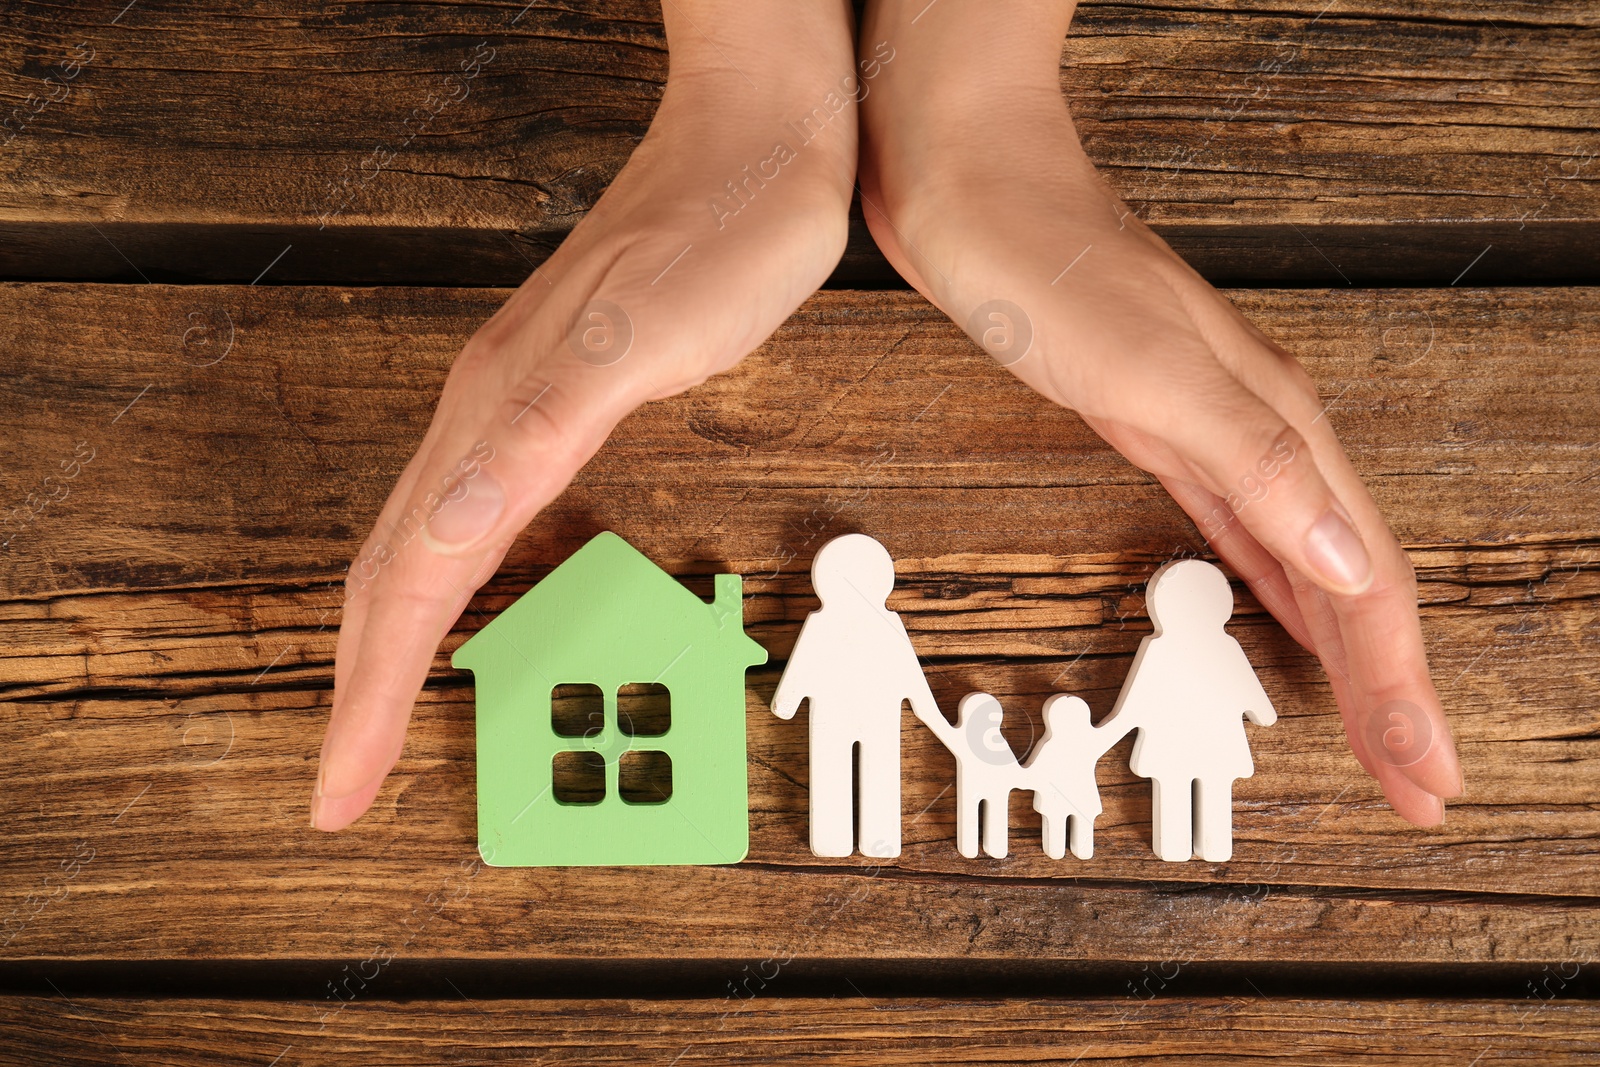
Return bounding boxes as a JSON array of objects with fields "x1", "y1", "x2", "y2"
[{"x1": 451, "y1": 531, "x2": 767, "y2": 674}]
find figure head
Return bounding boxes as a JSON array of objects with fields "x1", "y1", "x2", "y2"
[
  {"x1": 1145, "y1": 559, "x2": 1234, "y2": 633},
  {"x1": 811, "y1": 533, "x2": 896, "y2": 607},
  {"x1": 958, "y1": 692, "x2": 1019, "y2": 766},
  {"x1": 957, "y1": 691, "x2": 1005, "y2": 730},
  {"x1": 1041, "y1": 693, "x2": 1093, "y2": 734}
]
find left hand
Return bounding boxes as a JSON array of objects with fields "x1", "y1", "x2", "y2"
[{"x1": 857, "y1": 0, "x2": 1464, "y2": 824}]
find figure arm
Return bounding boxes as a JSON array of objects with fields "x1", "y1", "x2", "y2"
[
  {"x1": 771, "y1": 621, "x2": 817, "y2": 720},
  {"x1": 1093, "y1": 645, "x2": 1152, "y2": 754},
  {"x1": 1234, "y1": 640, "x2": 1278, "y2": 726},
  {"x1": 1090, "y1": 713, "x2": 1136, "y2": 757},
  {"x1": 897, "y1": 619, "x2": 957, "y2": 744},
  {"x1": 908, "y1": 671, "x2": 957, "y2": 745}
]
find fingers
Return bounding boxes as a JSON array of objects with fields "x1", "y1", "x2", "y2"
[
  {"x1": 313, "y1": 219, "x2": 846, "y2": 832},
  {"x1": 1156, "y1": 475, "x2": 1380, "y2": 785},
  {"x1": 1370, "y1": 758, "x2": 1446, "y2": 827},
  {"x1": 1152, "y1": 363, "x2": 1375, "y2": 601},
  {"x1": 1160, "y1": 469, "x2": 1459, "y2": 821},
  {"x1": 322, "y1": 277, "x2": 558, "y2": 703},
  {"x1": 1273, "y1": 562, "x2": 1373, "y2": 776},
  {"x1": 1139, "y1": 347, "x2": 1462, "y2": 819},
  {"x1": 1225, "y1": 343, "x2": 1466, "y2": 807},
  {"x1": 315, "y1": 535, "x2": 509, "y2": 825},
  {"x1": 1325, "y1": 561, "x2": 1465, "y2": 805},
  {"x1": 312, "y1": 344, "x2": 642, "y2": 831}
]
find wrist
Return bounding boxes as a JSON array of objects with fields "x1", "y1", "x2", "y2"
[
  {"x1": 662, "y1": 1, "x2": 856, "y2": 106},
  {"x1": 861, "y1": 0, "x2": 1073, "y2": 102}
]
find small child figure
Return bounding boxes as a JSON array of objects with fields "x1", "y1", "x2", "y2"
[
  {"x1": 917, "y1": 692, "x2": 1024, "y2": 859},
  {"x1": 1023, "y1": 694, "x2": 1116, "y2": 860}
]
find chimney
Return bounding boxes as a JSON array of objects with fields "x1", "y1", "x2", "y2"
[{"x1": 712, "y1": 572, "x2": 743, "y2": 629}]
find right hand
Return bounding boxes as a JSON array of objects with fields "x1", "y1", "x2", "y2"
[{"x1": 311, "y1": 9, "x2": 859, "y2": 831}]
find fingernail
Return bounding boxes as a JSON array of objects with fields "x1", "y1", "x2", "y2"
[
  {"x1": 421, "y1": 469, "x2": 505, "y2": 551},
  {"x1": 309, "y1": 765, "x2": 325, "y2": 830},
  {"x1": 1398, "y1": 789, "x2": 1445, "y2": 828},
  {"x1": 1399, "y1": 750, "x2": 1466, "y2": 799},
  {"x1": 1304, "y1": 508, "x2": 1373, "y2": 594}
]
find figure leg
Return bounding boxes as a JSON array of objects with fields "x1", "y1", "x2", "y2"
[
  {"x1": 855, "y1": 727, "x2": 901, "y2": 859},
  {"x1": 956, "y1": 789, "x2": 979, "y2": 859},
  {"x1": 982, "y1": 789, "x2": 1010, "y2": 858},
  {"x1": 809, "y1": 730, "x2": 855, "y2": 858},
  {"x1": 1194, "y1": 777, "x2": 1234, "y2": 863},
  {"x1": 1068, "y1": 813, "x2": 1095, "y2": 860},
  {"x1": 1038, "y1": 806, "x2": 1066, "y2": 860},
  {"x1": 1151, "y1": 777, "x2": 1195, "y2": 862}
]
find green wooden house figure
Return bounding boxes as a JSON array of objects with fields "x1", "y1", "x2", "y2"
[{"x1": 452, "y1": 531, "x2": 767, "y2": 867}]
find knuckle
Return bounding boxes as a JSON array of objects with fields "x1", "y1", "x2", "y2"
[
  {"x1": 1265, "y1": 350, "x2": 1326, "y2": 419},
  {"x1": 1361, "y1": 546, "x2": 1418, "y2": 603},
  {"x1": 1391, "y1": 550, "x2": 1420, "y2": 593},
  {"x1": 451, "y1": 337, "x2": 498, "y2": 380},
  {"x1": 500, "y1": 378, "x2": 571, "y2": 453},
  {"x1": 1280, "y1": 355, "x2": 1319, "y2": 399},
  {"x1": 349, "y1": 530, "x2": 390, "y2": 576}
]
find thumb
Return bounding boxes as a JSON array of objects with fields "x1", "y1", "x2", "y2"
[{"x1": 312, "y1": 352, "x2": 642, "y2": 830}]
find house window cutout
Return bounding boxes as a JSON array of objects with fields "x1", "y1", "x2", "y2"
[
  {"x1": 551, "y1": 683, "x2": 604, "y2": 738},
  {"x1": 617, "y1": 682, "x2": 671, "y2": 737},
  {"x1": 619, "y1": 750, "x2": 672, "y2": 804},
  {"x1": 551, "y1": 750, "x2": 606, "y2": 805}
]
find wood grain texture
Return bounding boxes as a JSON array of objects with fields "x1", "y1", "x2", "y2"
[
  {"x1": 1, "y1": 996, "x2": 1598, "y2": 1066},
  {"x1": 0, "y1": 284, "x2": 1595, "y2": 965},
  {"x1": 0, "y1": 2, "x2": 1595, "y2": 285},
  {"x1": 0, "y1": 284, "x2": 1595, "y2": 598},
  {"x1": 3, "y1": 2, "x2": 1594, "y2": 1050}
]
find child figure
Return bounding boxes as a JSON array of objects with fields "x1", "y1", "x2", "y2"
[
  {"x1": 917, "y1": 691, "x2": 1025, "y2": 859},
  {"x1": 1023, "y1": 694, "x2": 1116, "y2": 860},
  {"x1": 772, "y1": 533, "x2": 943, "y2": 859},
  {"x1": 1098, "y1": 559, "x2": 1277, "y2": 863}
]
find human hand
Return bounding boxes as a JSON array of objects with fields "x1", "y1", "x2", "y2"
[
  {"x1": 311, "y1": 1, "x2": 859, "y2": 830},
  {"x1": 858, "y1": 0, "x2": 1463, "y2": 825}
]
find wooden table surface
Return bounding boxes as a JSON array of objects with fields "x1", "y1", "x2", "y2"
[{"x1": 2, "y1": 2, "x2": 1597, "y2": 1064}]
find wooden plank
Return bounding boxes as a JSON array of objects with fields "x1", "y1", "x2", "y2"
[
  {"x1": 0, "y1": 284, "x2": 1595, "y2": 599},
  {"x1": 0, "y1": 2, "x2": 1595, "y2": 285},
  {"x1": 0, "y1": 643, "x2": 1595, "y2": 933},
  {"x1": 4, "y1": 540, "x2": 1595, "y2": 700},
  {"x1": 0, "y1": 284, "x2": 1596, "y2": 961},
  {"x1": 1068, "y1": 2, "x2": 1600, "y2": 285},
  {"x1": 1, "y1": 997, "x2": 1597, "y2": 1066}
]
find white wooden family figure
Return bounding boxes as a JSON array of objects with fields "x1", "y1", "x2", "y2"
[
  {"x1": 772, "y1": 534, "x2": 1278, "y2": 864},
  {"x1": 771, "y1": 534, "x2": 942, "y2": 859}
]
